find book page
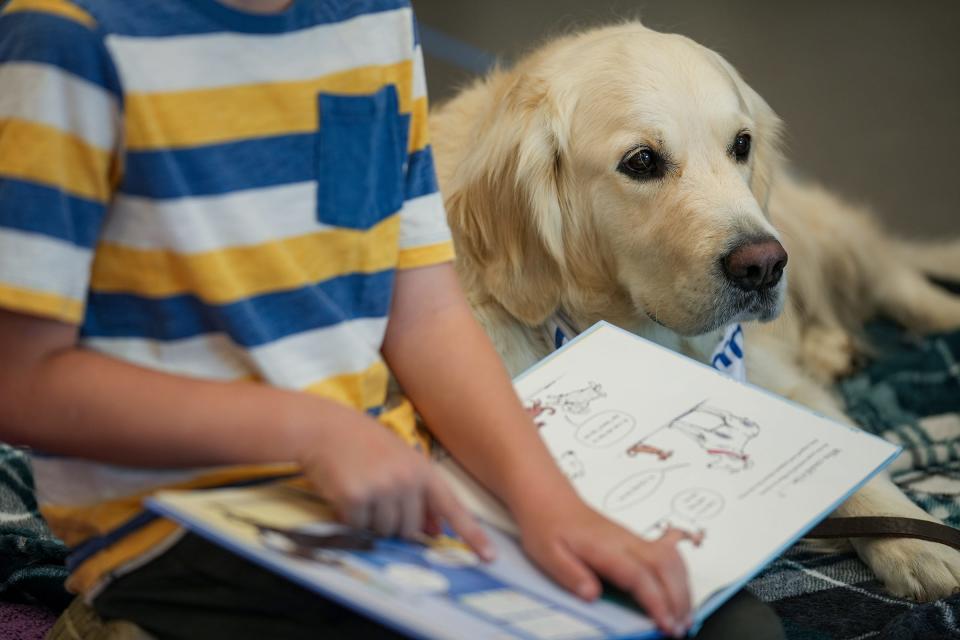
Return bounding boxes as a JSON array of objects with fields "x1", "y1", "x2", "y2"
[
  {"x1": 149, "y1": 320, "x2": 899, "y2": 637},
  {"x1": 505, "y1": 323, "x2": 899, "y2": 611},
  {"x1": 149, "y1": 483, "x2": 659, "y2": 640}
]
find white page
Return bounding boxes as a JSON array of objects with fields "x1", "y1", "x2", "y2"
[{"x1": 443, "y1": 322, "x2": 899, "y2": 614}]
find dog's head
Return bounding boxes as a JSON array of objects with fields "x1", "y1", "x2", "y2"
[{"x1": 443, "y1": 23, "x2": 788, "y2": 336}]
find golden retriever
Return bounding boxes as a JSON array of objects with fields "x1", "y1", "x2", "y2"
[{"x1": 430, "y1": 22, "x2": 960, "y2": 601}]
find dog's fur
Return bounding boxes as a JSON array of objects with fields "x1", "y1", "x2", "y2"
[{"x1": 430, "y1": 22, "x2": 960, "y2": 601}]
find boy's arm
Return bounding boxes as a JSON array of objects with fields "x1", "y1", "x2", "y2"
[
  {"x1": 0, "y1": 309, "x2": 490, "y2": 553},
  {"x1": 382, "y1": 263, "x2": 692, "y2": 637},
  {"x1": 0, "y1": 308, "x2": 347, "y2": 467}
]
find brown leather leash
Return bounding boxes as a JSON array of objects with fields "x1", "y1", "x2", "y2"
[{"x1": 805, "y1": 516, "x2": 960, "y2": 550}]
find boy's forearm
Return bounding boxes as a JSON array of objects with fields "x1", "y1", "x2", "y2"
[
  {"x1": 382, "y1": 265, "x2": 576, "y2": 513},
  {"x1": 0, "y1": 325, "x2": 344, "y2": 467}
]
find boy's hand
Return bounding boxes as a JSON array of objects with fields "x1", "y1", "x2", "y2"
[
  {"x1": 293, "y1": 411, "x2": 495, "y2": 561},
  {"x1": 515, "y1": 496, "x2": 692, "y2": 638},
  {"x1": 379, "y1": 265, "x2": 690, "y2": 635}
]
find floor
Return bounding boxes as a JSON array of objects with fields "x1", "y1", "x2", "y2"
[{"x1": 413, "y1": 0, "x2": 960, "y2": 238}]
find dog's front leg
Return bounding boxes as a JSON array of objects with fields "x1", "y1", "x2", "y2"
[
  {"x1": 745, "y1": 346, "x2": 960, "y2": 600},
  {"x1": 835, "y1": 473, "x2": 960, "y2": 601},
  {"x1": 793, "y1": 395, "x2": 960, "y2": 601}
]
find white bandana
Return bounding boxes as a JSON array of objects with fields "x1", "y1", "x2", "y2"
[
  {"x1": 544, "y1": 313, "x2": 747, "y2": 382},
  {"x1": 708, "y1": 323, "x2": 746, "y2": 382}
]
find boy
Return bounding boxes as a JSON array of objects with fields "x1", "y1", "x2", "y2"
[{"x1": 0, "y1": 0, "x2": 778, "y2": 638}]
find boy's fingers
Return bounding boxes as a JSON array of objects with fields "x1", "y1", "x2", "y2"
[
  {"x1": 576, "y1": 542, "x2": 642, "y2": 593},
  {"x1": 654, "y1": 567, "x2": 691, "y2": 634},
  {"x1": 629, "y1": 565, "x2": 680, "y2": 637},
  {"x1": 423, "y1": 512, "x2": 442, "y2": 537},
  {"x1": 399, "y1": 493, "x2": 424, "y2": 539},
  {"x1": 371, "y1": 497, "x2": 400, "y2": 536},
  {"x1": 648, "y1": 534, "x2": 692, "y2": 623},
  {"x1": 341, "y1": 500, "x2": 371, "y2": 531},
  {"x1": 648, "y1": 546, "x2": 691, "y2": 626},
  {"x1": 577, "y1": 542, "x2": 679, "y2": 636},
  {"x1": 425, "y1": 477, "x2": 494, "y2": 561},
  {"x1": 534, "y1": 540, "x2": 599, "y2": 601}
]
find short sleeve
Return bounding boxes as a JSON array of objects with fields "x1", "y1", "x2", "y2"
[
  {"x1": 0, "y1": 0, "x2": 121, "y2": 323},
  {"x1": 396, "y1": 23, "x2": 455, "y2": 270}
]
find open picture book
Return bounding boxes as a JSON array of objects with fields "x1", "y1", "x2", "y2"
[{"x1": 148, "y1": 321, "x2": 900, "y2": 639}]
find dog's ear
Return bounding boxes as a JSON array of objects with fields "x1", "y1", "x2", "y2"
[
  {"x1": 741, "y1": 80, "x2": 785, "y2": 212},
  {"x1": 705, "y1": 51, "x2": 785, "y2": 210},
  {"x1": 444, "y1": 75, "x2": 566, "y2": 326}
]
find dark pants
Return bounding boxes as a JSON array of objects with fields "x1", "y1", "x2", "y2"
[{"x1": 93, "y1": 534, "x2": 784, "y2": 640}]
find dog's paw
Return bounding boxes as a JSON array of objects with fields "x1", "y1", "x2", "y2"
[
  {"x1": 855, "y1": 536, "x2": 960, "y2": 601},
  {"x1": 800, "y1": 326, "x2": 858, "y2": 382}
]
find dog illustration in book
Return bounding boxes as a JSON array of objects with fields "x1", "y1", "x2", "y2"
[
  {"x1": 524, "y1": 399, "x2": 556, "y2": 428},
  {"x1": 546, "y1": 381, "x2": 606, "y2": 414},
  {"x1": 625, "y1": 441, "x2": 674, "y2": 461},
  {"x1": 668, "y1": 403, "x2": 759, "y2": 473},
  {"x1": 558, "y1": 450, "x2": 585, "y2": 480},
  {"x1": 645, "y1": 516, "x2": 705, "y2": 548}
]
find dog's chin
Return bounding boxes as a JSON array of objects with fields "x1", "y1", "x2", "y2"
[
  {"x1": 722, "y1": 282, "x2": 787, "y2": 325},
  {"x1": 641, "y1": 310, "x2": 726, "y2": 337},
  {"x1": 643, "y1": 282, "x2": 787, "y2": 336}
]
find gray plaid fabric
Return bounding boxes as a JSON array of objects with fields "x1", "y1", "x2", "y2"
[
  {"x1": 0, "y1": 444, "x2": 70, "y2": 610},
  {"x1": 747, "y1": 314, "x2": 960, "y2": 640}
]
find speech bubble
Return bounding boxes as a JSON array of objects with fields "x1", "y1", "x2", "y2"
[
  {"x1": 603, "y1": 470, "x2": 663, "y2": 511},
  {"x1": 671, "y1": 488, "x2": 724, "y2": 522},
  {"x1": 575, "y1": 410, "x2": 636, "y2": 448}
]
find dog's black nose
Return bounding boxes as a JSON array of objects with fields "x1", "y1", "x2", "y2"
[{"x1": 722, "y1": 238, "x2": 788, "y2": 291}]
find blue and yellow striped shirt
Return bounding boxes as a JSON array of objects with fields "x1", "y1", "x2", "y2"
[{"x1": 0, "y1": 0, "x2": 453, "y2": 595}]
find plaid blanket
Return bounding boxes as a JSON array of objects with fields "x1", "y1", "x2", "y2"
[
  {"x1": 747, "y1": 303, "x2": 960, "y2": 639},
  {"x1": 0, "y1": 445, "x2": 70, "y2": 610}
]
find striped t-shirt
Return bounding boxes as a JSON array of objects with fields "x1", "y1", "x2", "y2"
[{"x1": 0, "y1": 0, "x2": 453, "y2": 596}]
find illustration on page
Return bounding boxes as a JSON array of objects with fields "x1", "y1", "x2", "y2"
[
  {"x1": 626, "y1": 402, "x2": 760, "y2": 473},
  {"x1": 642, "y1": 488, "x2": 726, "y2": 548}
]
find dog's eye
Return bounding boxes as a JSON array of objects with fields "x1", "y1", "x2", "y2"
[
  {"x1": 618, "y1": 148, "x2": 664, "y2": 180},
  {"x1": 731, "y1": 133, "x2": 751, "y2": 163}
]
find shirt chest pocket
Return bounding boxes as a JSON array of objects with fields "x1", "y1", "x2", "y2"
[{"x1": 316, "y1": 85, "x2": 408, "y2": 230}]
